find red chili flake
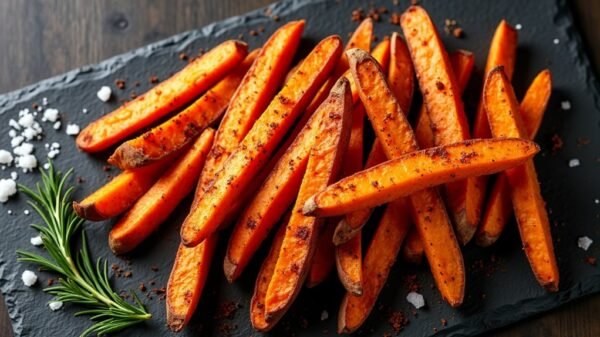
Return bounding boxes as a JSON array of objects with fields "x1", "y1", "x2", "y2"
[
  {"x1": 115, "y1": 79, "x2": 126, "y2": 90},
  {"x1": 551, "y1": 133, "x2": 564, "y2": 155},
  {"x1": 123, "y1": 271, "x2": 132, "y2": 278},
  {"x1": 585, "y1": 256, "x2": 597, "y2": 266},
  {"x1": 139, "y1": 283, "x2": 147, "y2": 292},
  {"x1": 351, "y1": 9, "x2": 364, "y2": 22},
  {"x1": 149, "y1": 75, "x2": 159, "y2": 84},
  {"x1": 452, "y1": 27, "x2": 464, "y2": 38},
  {"x1": 388, "y1": 311, "x2": 409, "y2": 333},
  {"x1": 102, "y1": 165, "x2": 112, "y2": 172},
  {"x1": 441, "y1": 318, "x2": 448, "y2": 326}
]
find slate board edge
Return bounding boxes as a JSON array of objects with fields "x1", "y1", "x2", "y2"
[{"x1": 0, "y1": 0, "x2": 598, "y2": 336}]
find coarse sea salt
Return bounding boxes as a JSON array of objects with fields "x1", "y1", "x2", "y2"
[
  {"x1": 568, "y1": 158, "x2": 580, "y2": 168},
  {"x1": 578, "y1": 236, "x2": 593, "y2": 251},
  {"x1": 48, "y1": 301, "x2": 63, "y2": 311},
  {"x1": 406, "y1": 292, "x2": 425, "y2": 309},
  {"x1": 30, "y1": 236, "x2": 43, "y2": 246},
  {"x1": 66, "y1": 124, "x2": 80, "y2": 136},
  {"x1": 21, "y1": 270, "x2": 37, "y2": 287},
  {"x1": 561, "y1": 100, "x2": 571, "y2": 110},
  {"x1": 97, "y1": 86, "x2": 112, "y2": 102},
  {"x1": 0, "y1": 150, "x2": 13, "y2": 165},
  {"x1": 53, "y1": 121, "x2": 61, "y2": 130},
  {"x1": 0, "y1": 179, "x2": 17, "y2": 202},
  {"x1": 10, "y1": 172, "x2": 17, "y2": 180},
  {"x1": 13, "y1": 143, "x2": 33, "y2": 156},
  {"x1": 16, "y1": 154, "x2": 37, "y2": 172},
  {"x1": 42, "y1": 108, "x2": 60, "y2": 122}
]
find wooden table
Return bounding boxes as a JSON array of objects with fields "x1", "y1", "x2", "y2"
[{"x1": 0, "y1": 1, "x2": 598, "y2": 336}]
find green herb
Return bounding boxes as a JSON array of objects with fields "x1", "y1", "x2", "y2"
[{"x1": 17, "y1": 162, "x2": 151, "y2": 336}]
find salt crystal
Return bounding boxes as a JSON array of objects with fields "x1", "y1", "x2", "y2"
[
  {"x1": 578, "y1": 236, "x2": 593, "y2": 251},
  {"x1": 30, "y1": 236, "x2": 43, "y2": 246},
  {"x1": 9, "y1": 119, "x2": 21, "y2": 130},
  {"x1": 320, "y1": 310, "x2": 329, "y2": 321},
  {"x1": 82, "y1": 108, "x2": 88, "y2": 114},
  {"x1": 97, "y1": 86, "x2": 112, "y2": 102},
  {"x1": 66, "y1": 124, "x2": 80, "y2": 136},
  {"x1": 22, "y1": 127, "x2": 40, "y2": 140},
  {"x1": 42, "y1": 97, "x2": 48, "y2": 105},
  {"x1": 406, "y1": 292, "x2": 425, "y2": 309},
  {"x1": 53, "y1": 121, "x2": 61, "y2": 130},
  {"x1": 51, "y1": 142, "x2": 60, "y2": 149},
  {"x1": 10, "y1": 172, "x2": 17, "y2": 180},
  {"x1": 21, "y1": 270, "x2": 37, "y2": 287},
  {"x1": 561, "y1": 100, "x2": 571, "y2": 110},
  {"x1": 47, "y1": 150, "x2": 59, "y2": 159},
  {"x1": 17, "y1": 155, "x2": 37, "y2": 172},
  {"x1": 43, "y1": 163, "x2": 50, "y2": 170},
  {"x1": 553, "y1": 38, "x2": 560, "y2": 45},
  {"x1": 7, "y1": 210, "x2": 12, "y2": 215},
  {"x1": 14, "y1": 143, "x2": 34, "y2": 156},
  {"x1": 568, "y1": 158, "x2": 580, "y2": 168},
  {"x1": 0, "y1": 179, "x2": 17, "y2": 202},
  {"x1": 23, "y1": 209, "x2": 30, "y2": 215},
  {"x1": 48, "y1": 301, "x2": 63, "y2": 311},
  {"x1": 18, "y1": 114, "x2": 35, "y2": 128},
  {"x1": 515, "y1": 23, "x2": 522, "y2": 30},
  {"x1": 0, "y1": 150, "x2": 13, "y2": 165},
  {"x1": 595, "y1": 199, "x2": 599, "y2": 204},
  {"x1": 11, "y1": 136, "x2": 24, "y2": 148},
  {"x1": 8, "y1": 130, "x2": 16, "y2": 138},
  {"x1": 43, "y1": 108, "x2": 60, "y2": 122}
]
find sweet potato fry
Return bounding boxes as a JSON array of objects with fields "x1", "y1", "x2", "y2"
[
  {"x1": 166, "y1": 234, "x2": 218, "y2": 332},
  {"x1": 388, "y1": 32, "x2": 414, "y2": 114},
  {"x1": 303, "y1": 138, "x2": 539, "y2": 217},
  {"x1": 109, "y1": 50, "x2": 257, "y2": 170},
  {"x1": 250, "y1": 221, "x2": 287, "y2": 332},
  {"x1": 180, "y1": 35, "x2": 343, "y2": 247},
  {"x1": 332, "y1": 40, "x2": 393, "y2": 245},
  {"x1": 225, "y1": 81, "x2": 341, "y2": 282},
  {"x1": 345, "y1": 48, "x2": 463, "y2": 305},
  {"x1": 476, "y1": 69, "x2": 551, "y2": 246},
  {"x1": 307, "y1": 220, "x2": 336, "y2": 287},
  {"x1": 264, "y1": 78, "x2": 352, "y2": 321},
  {"x1": 337, "y1": 199, "x2": 411, "y2": 333},
  {"x1": 77, "y1": 40, "x2": 248, "y2": 152},
  {"x1": 470, "y1": 21, "x2": 519, "y2": 241},
  {"x1": 483, "y1": 67, "x2": 558, "y2": 291},
  {"x1": 402, "y1": 228, "x2": 424, "y2": 264},
  {"x1": 304, "y1": 19, "x2": 373, "y2": 114},
  {"x1": 196, "y1": 20, "x2": 305, "y2": 192},
  {"x1": 401, "y1": 6, "x2": 477, "y2": 244},
  {"x1": 108, "y1": 128, "x2": 215, "y2": 254},
  {"x1": 335, "y1": 230, "x2": 362, "y2": 295},
  {"x1": 73, "y1": 153, "x2": 178, "y2": 221}
]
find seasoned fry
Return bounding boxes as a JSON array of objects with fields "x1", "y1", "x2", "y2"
[
  {"x1": 109, "y1": 51, "x2": 257, "y2": 169},
  {"x1": 108, "y1": 128, "x2": 214, "y2": 254},
  {"x1": 388, "y1": 32, "x2": 414, "y2": 114},
  {"x1": 401, "y1": 6, "x2": 477, "y2": 244},
  {"x1": 332, "y1": 39, "x2": 393, "y2": 245},
  {"x1": 477, "y1": 69, "x2": 551, "y2": 246},
  {"x1": 264, "y1": 78, "x2": 352, "y2": 321},
  {"x1": 180, "y1": 35, "x2": 343, "y2": 247},
  {"x1": 335, "y1": 230, "x2": 362, "y2": 295},
  {"x1": 73, "y1": 154, "x2": 177, "y2": 221},
  {"x1": 307, "y1": 220, "x2": 336, "y2": 287},
  {"x1": 303, "y1": 138, "x2": 539, "y2": 217},
  {"x1": 471, "y1": 21, "x2": 519, "y2": 240},
  {"x1": 166, "y1": 235, "x2": 218, "y2": 332},
  {"x1": 338, "y1": 199, "x2": 411, "y2": 333},
  {"x1": 225, "y1": 82, "x2": 340, "y2": 282},
  {"x1": 483, "y1": 67, "x2": 558, "y2": 291},
  {"x1": 250, "y1": 218, "x2": 288, "y2": 331},
  {"x1": 77, "y1": 40, "x2": 248, "y2": 152},
  {"x1": 402, "y1": 228, "x2": 424, "y2": 264},
  {"x1": 346, "y1": 48, "x2": 464, "y2": 306}
]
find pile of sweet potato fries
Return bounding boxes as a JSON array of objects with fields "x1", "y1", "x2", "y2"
[{"x1": 72, "y1": 5, "x2": 558, "y2": 333}]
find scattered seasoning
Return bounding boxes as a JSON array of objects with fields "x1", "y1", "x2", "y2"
[
  {"x1": 390, "y1": 12, "x2": 401, "y2": 25},
  {"x1": 102, "y1": 165, "x2": 112, "y2": 172},
  {"x1": 388, "y1": 311, "x2": 409, "y2": 333},
  {"x1": 249, "y1": 30, "x2": 258, "y2": 36},
  {"x1": 441, "y1": 318, "x2": 448, "y2": 327},
  {"x1": 179, "y1": 52, "x2": 188, "y2": 61},
  {"x1": 576, "y1": 137, "x2": 590, "y2": 147},
  {"x1": 115, "y1": 79, "x2": 126, "y2": 90},
  {"x1": 444, "y1": 19, "x2": 464, "y2": 38},
  {"x1": 139, "y1": 283, "x2": 147, "y2": 292},
  {"x1": 214, "y1": 300, "x2": 240, "y2": 320},
  {"x1": 550, "y1": 133, "x2": 563, "y2": 154},
  {"x1": 149, "y1": 75, "x2": 159, "y2": 84},
  {"x1": 585, "y1": 256, "x2": 597, "y2": 266},
  {"x1": 351, "y1": 9, "x2": 364, "y2": 22}
]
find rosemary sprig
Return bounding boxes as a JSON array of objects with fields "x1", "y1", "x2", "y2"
[{"x1": 16, "y1": 162, "x2": 151, "y2": 336}]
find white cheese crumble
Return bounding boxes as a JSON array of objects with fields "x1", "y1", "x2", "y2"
[
  {"x1": 406, "y1": 292, "x2": 425, "y2": 309},
  {"x1": 97, "y1": 86, "x2": 112, "y2": 102},
  {"x1": 0, "y1": 179, "x2": 17, "y2": 202},
  {"x1": 48, "y1": 301, "x2": 63, "y2": 311},
  {"x1": 30, "y1": 236, "x2": 43, "y2": 246},
  {"x1": 66, "y1": 124, "x2": 80, "y2": 136},
  {"x1": 21, "y1": 270, "x2": 38, "y2": 287},
  {"x1": 568, "y1": 158, "x2": 580, "y2": 168},
  {"x1": 578, "y1": 236, "x2": 593, "y2": 251},
  {"x1": 561, "y1": 100, "x2": 571, "y2": 110},
  {"x1": 0, "y1": 150, "x2": 13, "y2": 165},
  {"x1": 42, "y1": 108, "x2": 60, "y2": 122}
]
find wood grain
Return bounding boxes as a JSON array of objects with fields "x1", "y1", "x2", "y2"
[{"x1": 0, "y1": 0, "x2": 598, "y2": 336}]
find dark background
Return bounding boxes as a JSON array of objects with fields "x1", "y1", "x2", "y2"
[{"x1": 0, "y1": 0, "x2": 598, "y2": 336}]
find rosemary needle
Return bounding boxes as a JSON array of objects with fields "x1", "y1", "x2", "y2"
[{"x1": 17, "y1": 162, "x2": 151, "y2": 336}]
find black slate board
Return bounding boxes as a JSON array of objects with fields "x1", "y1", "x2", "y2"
[{"x1": 0, "y1": 0, "x2": 599, "y2": 336}]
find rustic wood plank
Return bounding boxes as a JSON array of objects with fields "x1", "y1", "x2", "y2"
[{"x1": 0, "y1": 1, "x2": 598, "y2": 336}]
